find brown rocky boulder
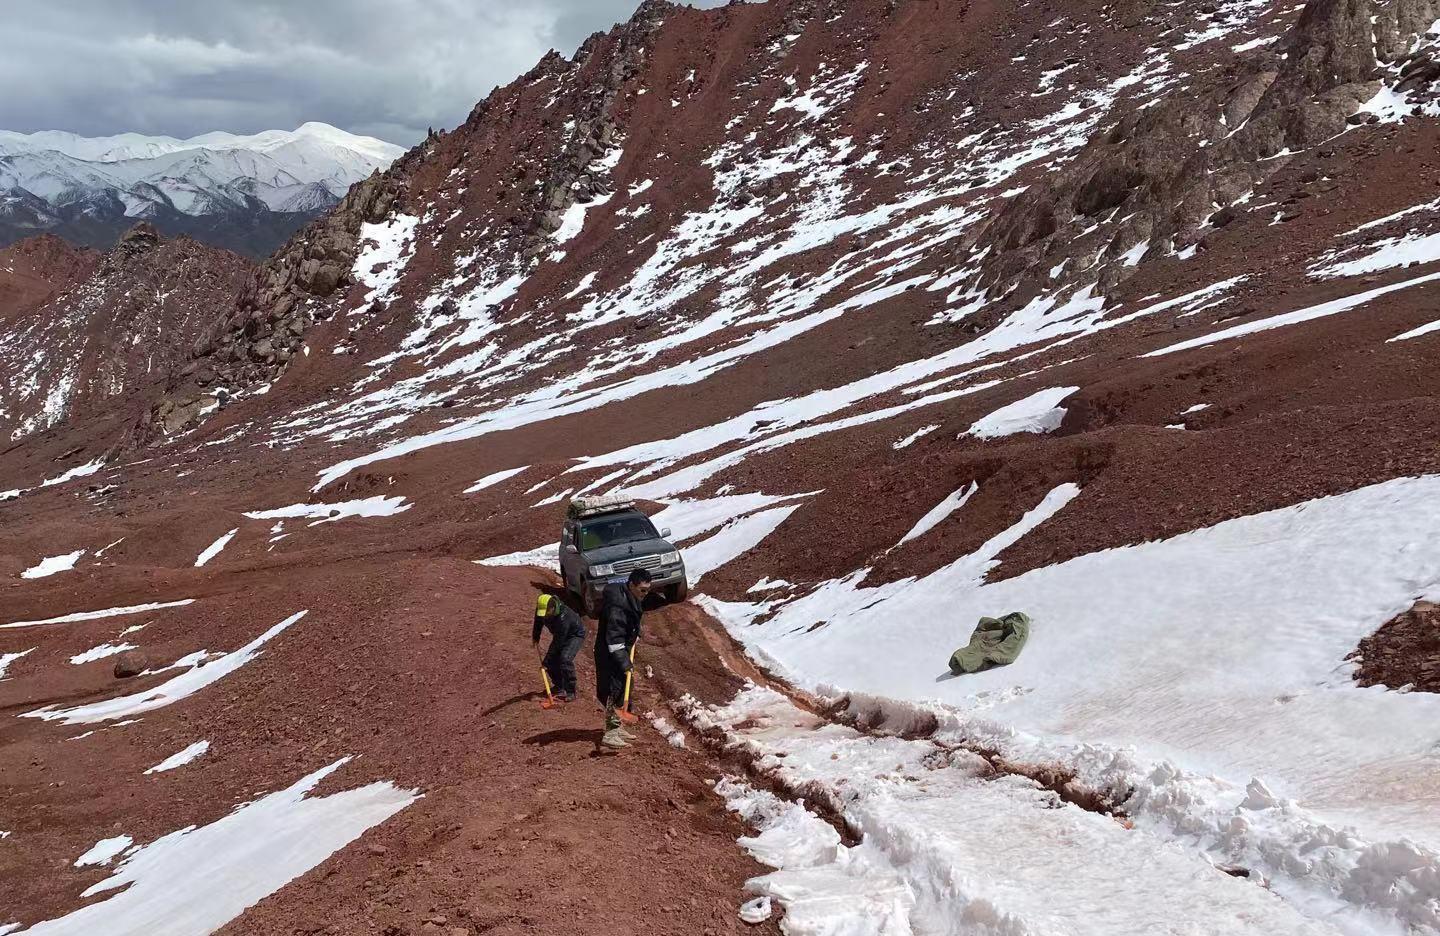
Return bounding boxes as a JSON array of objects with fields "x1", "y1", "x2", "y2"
[{"x1": 113, "y1": 651, "x2": 150, "y2": 679}]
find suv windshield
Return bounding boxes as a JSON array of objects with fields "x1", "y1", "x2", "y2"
[{"x1": 580, "y1": 515, "x2": 659, "y2": 550}]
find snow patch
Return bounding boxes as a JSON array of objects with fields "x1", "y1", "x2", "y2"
[
  {"x1": 965, "y1": 386, "x2": 1077, "y2": 439},
  {"x1": 69, "y1": 643, "x2": 138, "y2": 665},
  {"x1": 353, "y1": 214, "x2": 419, "y2": 306},
  {"x1": 21, "y1": 758, "x2": 417, "y2": 936},
  {"x1": 1389, "y1": 318, "x2": 1440, "y2": 342},
  {"x1": 3, "y1": 599, "x2": 195, "y2": 630},
  {"x1": 700, "y1": 687, "x2": 1355, "y2": 936},
  {"x1": 1310, "y1": 232, "x2": 1440, "y2": 279},
  {"x1": 898, "y1": 482, "x2": 978, "y2": 545},
  {"x1": 21, "y1": 550, "x2": 85, "y2": 579},
  {"x1": 714, "y1": 475, "x2": 1440, "y2": 929},
  {"x1": 242, "y1": 496, "x2": 411, "y2": 527},
  {"x1": 193, "y1": 529, "x2": 238, "y2": 567},
  {"x1": 144, "y1": 740, "x2": 210, "y2": 774},
  {"x1": 24, "y1": 610, "x2": 306, "y2": 724},
  {"x1": 74, "y1": 835, "x2": 133, "y2": 868},
  {"x1": 39, "y1": 459, "x2": 103, "y2": 488},
  {"x1": 0, "y1": 649, "x2": 34, "y2": 679},
  {"x1": 684, "y1": 504, "x2": 802, "y2": 586},
  {"x1": 1144, "y1": 271, "x2": 1440, "y2": 357},
  {"x1": 892, "y1": 425, "x2": 938, "y2": 449},
  {"x1": 464, "y1": 466, "x2": 530, "y2": 493}
]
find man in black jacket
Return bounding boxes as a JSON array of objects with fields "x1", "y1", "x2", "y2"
[
  {"x1": 595, "y1": 569, "x2": 652, "y2": 750},
  {"x1": 534, "y1": 592, "x2": 585, "y2": 702}
]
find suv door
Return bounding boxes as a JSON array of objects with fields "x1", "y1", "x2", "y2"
[{"x1": 559, "y1": 521, "x2": 576, "y2": 587}]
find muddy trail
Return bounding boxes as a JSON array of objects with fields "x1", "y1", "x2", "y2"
[{"x1": 0, "y1": 554, "x2": 783, "y2": 936}]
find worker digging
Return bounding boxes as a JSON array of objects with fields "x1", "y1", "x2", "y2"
[{"x1": 532, "y1": 592, "x2": 585, "y2": 705}]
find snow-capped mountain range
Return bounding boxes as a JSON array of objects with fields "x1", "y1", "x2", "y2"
[{"x1": 0, "y1": 122, "x2": 405, "y2": 257}]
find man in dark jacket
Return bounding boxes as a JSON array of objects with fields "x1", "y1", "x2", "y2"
[
  {"x1": 534, "y1": 592, "x2": 585, "y2": 702},
  {"x1": 595, "y1": 569, "x2": 651, "y2": 750}
]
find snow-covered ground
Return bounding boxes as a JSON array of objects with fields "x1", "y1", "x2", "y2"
[
  {"x1": 3, "y1": 599, "x2": 195, "y2": 630},
  {"x1": 25, "y1": 611, "x2": 307, "y2": 725},
  {"x1": 20, "y1": 550, "x2": 85, "y2": 579},
  {"x1": 10, "y1": 758, "x2": 417, "y2": 936},
  {"x1": 243, "y1": 495, "x2": 411, "y2": 526},
  {"x1": 965, "y1": 386, "x2": 1076, "y2": 440},
  {"x1": 0, "y1": 648, "x2": 33, "y2": 679},
  {"x1": 193, "y1": 529, "x2": 238, "y2": 567},
  {"x1": 143, "y1": 741, "x2": 211, "y2": 775},
  {"x1": 68, "y1": 643, "x2": 138, "y2": 665},
  {"x1": 694, "y1": 688, "x2": 1371, "y2": 936},
  {"x1": 700, "y1": 475, "x2": 1440, "y2": 933}
]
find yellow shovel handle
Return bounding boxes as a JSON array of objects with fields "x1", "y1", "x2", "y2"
[
  {"x1": 540, "y1": 665, "x2": 554, "y2": 700},
  {"x1": 622, "y1": 643, "x2": 637, "y2": 711}
]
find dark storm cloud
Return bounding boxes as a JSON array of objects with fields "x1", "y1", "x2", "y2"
[{"x1": 1, "y1": 0, "x2": 734, "y2": 146}]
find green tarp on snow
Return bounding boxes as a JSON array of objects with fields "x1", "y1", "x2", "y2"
[{"x1": 948, "y1": 611, "x2": 1031, "y2": 675}]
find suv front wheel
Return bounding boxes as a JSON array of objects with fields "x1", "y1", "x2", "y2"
[{"x1": 666, "y1": 581, "x2": 688, "y2": 604}]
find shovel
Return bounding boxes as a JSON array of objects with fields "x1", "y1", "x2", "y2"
[
  {"x1": 539, "y1": 666, "x2": 561, "y2": 710},
  {"x1": 619, "y1": 644, "x2": 640, "y2": 723}
]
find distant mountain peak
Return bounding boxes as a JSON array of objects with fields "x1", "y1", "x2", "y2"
[{"x1": 0, "y1": 124, "x2": 407, "y2": 258}]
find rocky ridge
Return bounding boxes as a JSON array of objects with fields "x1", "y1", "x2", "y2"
[{"x1": 0, "y1": 222, "x2": 252, "y2": 444}]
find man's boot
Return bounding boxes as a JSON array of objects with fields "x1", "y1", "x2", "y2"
[{"x1": 599, "y1": 701, "x2": 628, "y2": 750}]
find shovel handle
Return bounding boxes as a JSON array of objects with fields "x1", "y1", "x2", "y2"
[{"x1": 622, "y1": 643, "x2": 637, "y2": 712}]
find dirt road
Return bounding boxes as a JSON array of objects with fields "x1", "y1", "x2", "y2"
[{"x1": 0, "y1": 555, "x2": 782, "y2": 935}]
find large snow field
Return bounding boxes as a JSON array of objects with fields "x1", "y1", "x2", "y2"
[
  {"x1": 7, "y1": 758, "x2": 417, "y2": 936},
  {"x1": 705, "y1": 475, "x2": 1440, "y2": 930},
  {"x1": 694, "y1": 687, "x2": 1364, "y2": 936}
]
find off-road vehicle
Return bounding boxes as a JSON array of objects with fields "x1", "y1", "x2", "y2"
[{"x1": 560, "y1": 496, "x2": 688, "y2": 616}]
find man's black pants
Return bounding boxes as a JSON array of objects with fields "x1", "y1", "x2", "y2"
[{"x1": 544, "y1": 629, "x2": 584, "y2": 696}]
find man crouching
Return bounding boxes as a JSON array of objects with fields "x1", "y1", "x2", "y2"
[{"x1": 534, "y1": 592, "x2": 585, "y2": 702}]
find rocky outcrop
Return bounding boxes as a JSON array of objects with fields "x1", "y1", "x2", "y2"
[
  {"x1": 973, "y1": 0, "x2": 1440, "y2": 302},
  {"x1": 145, "y1": 0, "x2": 672, "y2": 438},
  {"x1": 0, "y1": 224, "x2": 250, "y2": 443},
  {"x1": 518, "y1": 0, "x2": 669, "y2": 259},
  {"x1": 149, "y1": 148, "x2": 426, "y2": 436},
  {"x1": 0, "y1": 234, "x2": 99, "y2": 324},
  {"x1": 112, "y1": 650, "x2": 149, "y2": 679}
]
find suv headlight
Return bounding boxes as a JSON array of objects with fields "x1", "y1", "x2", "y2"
[
  {"x1": 590, "y1": 563, "x2": 614, "y2": 577},
  {"x1": 661, "y1": 551, "x2": 680, "y2": 566}
]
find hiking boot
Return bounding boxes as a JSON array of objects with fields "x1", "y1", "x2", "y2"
[
  {"x1": 616, "y1": 726, "x2": 637, "y2": 741},
  {"x1": 600, "y1": 729, "x2": 629, "y2": 750}
]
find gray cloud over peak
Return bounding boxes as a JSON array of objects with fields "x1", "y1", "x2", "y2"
[{"x1": 2, "y1": 0, "x2": 733, "y2": 147}]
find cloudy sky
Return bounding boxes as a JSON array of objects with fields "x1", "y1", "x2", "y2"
[{"x1": 1, "y1": 0, "x2": 731, "y2": 146}]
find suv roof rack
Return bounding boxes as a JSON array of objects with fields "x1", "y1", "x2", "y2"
[{"x1": 567, "y1": 494, "x2": 637, "y2": 519}]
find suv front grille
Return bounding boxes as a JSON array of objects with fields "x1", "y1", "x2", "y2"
[{"x1": 612, "y1": 554, "x2": 664, "y2": 574}]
